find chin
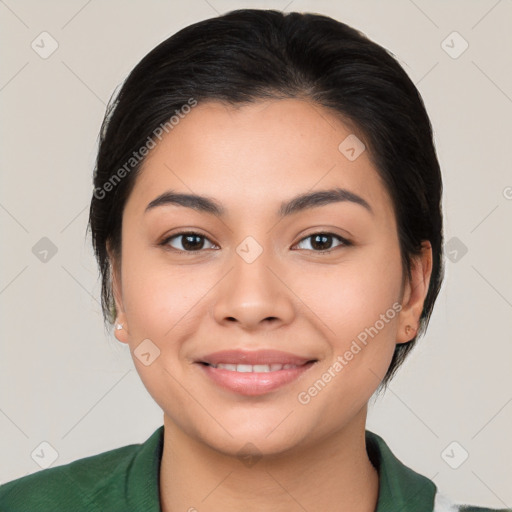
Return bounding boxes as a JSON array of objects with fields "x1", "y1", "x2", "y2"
[{"x1": 202, "y1": 428, "x2": 306, "y2": 460}]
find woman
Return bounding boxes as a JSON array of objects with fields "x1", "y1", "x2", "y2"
[{"x1": 0, "y1": 8, "x2": 508, "y2": 512}]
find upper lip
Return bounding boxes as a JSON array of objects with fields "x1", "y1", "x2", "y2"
[{"x1": 197, "y1": 349, "x2": 317, "y2": 366}]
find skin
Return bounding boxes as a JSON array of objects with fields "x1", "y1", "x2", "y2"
[{"x1": 110, "y1": 98, "x2": 432, "y2": 512}]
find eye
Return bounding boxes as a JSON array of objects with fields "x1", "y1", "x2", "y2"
[
  {"x1": 161, "y1": 231, "x2": 217, "y2": 252},
  {"x1": 293, "y1": 232, "x2": 351, "y2": 252},
  {"x1": 160, "y1": 230, "x2": 351, "y2": 254}
]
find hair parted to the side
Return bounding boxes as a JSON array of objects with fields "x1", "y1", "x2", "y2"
[{"x1": 87, "y1": 9, "x2": 444, "y2": 388}]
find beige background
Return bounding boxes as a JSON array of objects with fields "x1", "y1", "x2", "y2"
[{"x1": 1, "y1": 0, "x2": 511, "y2": 507}]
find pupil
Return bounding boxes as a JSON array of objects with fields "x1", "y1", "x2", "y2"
[
  {"x1": 180, "y1": 234, "x2": 334, "y2": 251},
  {"x1": 312, "y1": 234, "x2": 331, "y2": 250},
  {"x1": 183, "y1": 234, "x2": 203, "y2": 250}
]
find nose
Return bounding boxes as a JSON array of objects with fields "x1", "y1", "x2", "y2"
[{"x1": 212, "y1": 246, "x2": 295, "y2": 332}]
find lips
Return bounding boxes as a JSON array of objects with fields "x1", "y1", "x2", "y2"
[{"x1": 195, "y1": 349, "x2": 318, "y2": 395}]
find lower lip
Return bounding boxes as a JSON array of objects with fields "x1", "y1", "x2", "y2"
[{"x1": 197, "y1": 362, "x2": 316, "y2": 396}]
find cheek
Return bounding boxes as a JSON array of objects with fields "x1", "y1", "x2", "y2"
[
  {"x1": 292, "y1": 243, "x2": 402, "y2": 393},
  {"x1": 294, "y1": 245, "x2": 403, "y2": 337},
  {"x1": 120, "y1": 245, "x2": 216, "y2": 341}
]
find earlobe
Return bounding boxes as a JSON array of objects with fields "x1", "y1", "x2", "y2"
[
  {"x1": 112, "y1": 281, "x2": 130, "y2": 344},
  {"x1": 396, "y1": 241, "x2": 433, "y2": 344},
  {"x1": 108, "y1": 243, "x2": 130, "y2": 344},
  {"x1": 114, "y1": 318, "x2": 129, "y2": 344},
  {"x1": 403, "y1": 323, "x2": 417, "y2": 342}
]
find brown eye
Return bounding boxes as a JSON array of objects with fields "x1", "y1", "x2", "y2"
[
  {"x1": 294, "y1": 232, "x2": 350, "y2": 252},
  {"x1": 162, "y1": 232, "x2": 216, "y2": 252}
]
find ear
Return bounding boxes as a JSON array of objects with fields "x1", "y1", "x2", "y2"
[
  {"x1": 396, "y1": 241, "x2": 433, "y2": 344},
  {"x1": 108, "y1": 242, "x2": 130, "y2": 344}
]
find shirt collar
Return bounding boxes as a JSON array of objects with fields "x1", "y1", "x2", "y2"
[
  {"x1": 125, "y1": 425, "x2": 164, "y2": 511},
  {"x1": 366, "y1": 430, "x2": 437, "y2": 511},
  {"x1": 126, "y1": 426, "x2": 437, "y2": 512}
]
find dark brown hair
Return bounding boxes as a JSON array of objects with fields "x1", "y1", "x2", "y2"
[{"x1": 87, "y1": 9, "x2": 444, "y2": 387}]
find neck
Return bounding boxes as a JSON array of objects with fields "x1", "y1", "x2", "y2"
[{"x1": 159, "y1": 408, "x2": 379, "y2": 512}]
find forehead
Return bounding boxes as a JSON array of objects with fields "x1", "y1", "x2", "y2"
[{"x1": 125, "y1": 98, "x2": 394, "y2": 222}]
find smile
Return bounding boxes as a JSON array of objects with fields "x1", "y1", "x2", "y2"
[{"x1": 206, "y1": 363, "x2": 300, "y2": 372}]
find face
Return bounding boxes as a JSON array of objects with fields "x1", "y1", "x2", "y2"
[{"x1": 111, "y1": 98, "x2": 431, "y2": 456}]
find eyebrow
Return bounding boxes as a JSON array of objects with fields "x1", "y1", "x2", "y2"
[{"x1": 145, "y1": 187, "x2": 373, "y2": 217}]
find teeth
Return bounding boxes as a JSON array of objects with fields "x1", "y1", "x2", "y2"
[
  {"x1": 216, "y1": 363, "x2": 237, "y2": 371},
  {"x1": 213, "y1": 363, "x2": 298, "y2": 372},
  {"x1": 252, "y1": 364, "x2": 270, "y2": 372}
]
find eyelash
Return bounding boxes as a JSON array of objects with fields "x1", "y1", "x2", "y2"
[{"x1": 159, "y1": 231, "x2": 352, "y2": 254}]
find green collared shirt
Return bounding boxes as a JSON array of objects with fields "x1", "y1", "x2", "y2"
[{"x1": 0, "y1": 427, "x2": 508, "y2": 511}]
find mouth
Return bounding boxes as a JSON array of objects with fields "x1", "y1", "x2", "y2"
[
  {"x1": 198, "y1": 361, "x2": 316, "y2": 372},
  {"x1": 194, "y1": 350, "x2": 318, "y2": 395}
]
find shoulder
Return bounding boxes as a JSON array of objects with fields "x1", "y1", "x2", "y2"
[
  {"x1": 457, "y1": 507, "x2": 512, "y2": 512},
  {"x1": 0, "y1": 427, "x2": 164, "y2": 512},
  {"x1": 365, "y1": 431, "x2": 510, "y2": 512},
  {"x1": 433, "y1": 479, "x2": 511, "y2": 512},
  {"x1": 0, "y1": 443, "x2": 137, "y2": 511}
]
